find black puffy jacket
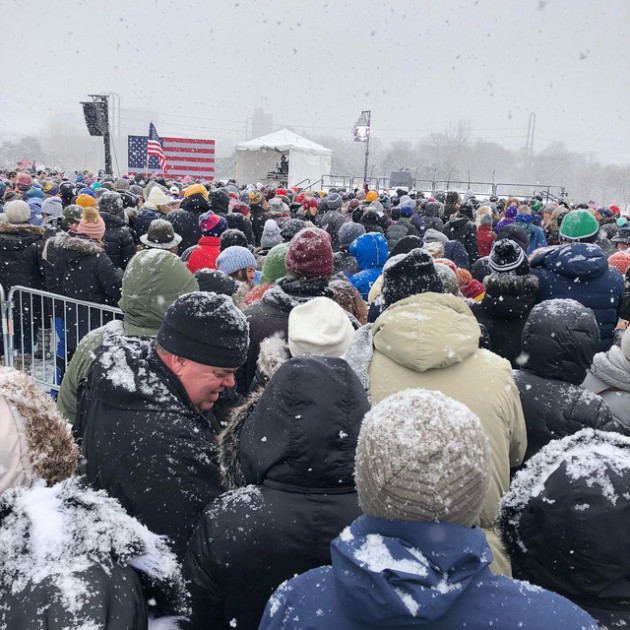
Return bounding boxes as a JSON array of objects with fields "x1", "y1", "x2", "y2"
[
  {"x1": 0, "y1": 222, "x2": 45, "y2": 291},
  {"x1": 249, "y1": 206, "x2": 270, "y2": 247},
  {"x1": 443, "y1": 212, "x2": 479, "y2": 264},
  {"x1": 223, "y1": 212, "x2": 254, "y2": 245},
  {"x1": 183, "y1": 356, "x2": 369, "y2": 630},
  {"x1": 79, "y1": 336, "x2": 224, "y2": 562},
  {"x1": 52, "y1": 232, "x2": 122, "y2": 348},
  {"x1": 101, "y1": 211, "x2": 136, "y2": 269},
  {"x1": 166, "y1": 194, "x2": 210, "y2": 254},
  {"x1": 472, "y1": 272, "x2": 539, "y2": 367},
  {"x1": 513, "y1": 299, "x2": 625, "y2": 464}
]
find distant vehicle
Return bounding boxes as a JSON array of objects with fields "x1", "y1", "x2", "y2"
[{"x1": 389, "y1": 169, "x2": 413, "y2": 190}]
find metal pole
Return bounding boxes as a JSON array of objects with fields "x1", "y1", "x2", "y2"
[{"x1": 363, "y1": 111, "x2": 371, "y2": 188}]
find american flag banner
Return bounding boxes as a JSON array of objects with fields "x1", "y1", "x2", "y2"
[
  {"x1": 147, "y1": 122, "x2": 167, "y2": 173},
  {"x1": 128, "y1": 133, "x2": 215, "y2": 179}
]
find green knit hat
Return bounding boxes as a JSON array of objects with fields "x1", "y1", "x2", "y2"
[
  {"x1": 530, "y1": 199, "x2": 542, "y2": 212},
  {"x1": 559, "y1": 209, "x2": 599, "y2": 241},
  {"x1": 260, "y1": 242, "x2": 290, "y2": 285}
]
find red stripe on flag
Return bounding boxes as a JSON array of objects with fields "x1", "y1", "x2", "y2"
[
  {"x1": 162, "y1": 137, "x2": 215, "y2": 145},
  {"x1": 165, "y1": 156, "x2": 215, "y2": 164},
  {"x1": 164, "y1": 147, "x2": 215, "y2": 154},
  {"x1": 166, "y1": 165, "x2": 216, "y2": 173}
]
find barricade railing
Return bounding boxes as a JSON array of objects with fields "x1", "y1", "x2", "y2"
[{"x1": 2, "y1": 285, "x2": 123, "y2": 393}]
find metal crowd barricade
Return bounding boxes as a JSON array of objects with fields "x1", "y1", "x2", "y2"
[{"x1": 3, "y1": 285, "x2": 123, "y2": 393}]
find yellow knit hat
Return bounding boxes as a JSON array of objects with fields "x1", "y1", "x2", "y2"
[
  {"x1": 76, "y1": 193, "x2": 98, "y2": 208},
  {"x1": 184, "y1": 184, "x2": 209, "y2": 200},
  {"x1": 366, "y1": 190, "x2": 378, "y2": 202}
]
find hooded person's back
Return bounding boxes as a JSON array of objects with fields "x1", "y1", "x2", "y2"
[
  {"x1": 184, "y1": 356, "x2": 369, "y2": 630},
  {"x1": 348, "y1": 232, "x2": 388, "y2": 300},
  {"x1": 348, "y1": 292, "x2": 527, "y2": 575},
  {"x1": 57, "y1": 249, "x2": 198, "y2": 424},
  {"x1": 513, "y1": 299, "x2": 625, "y2": 465},
  {"x1": 531, "y1": 242, "x2": 624, "y2": 350}
]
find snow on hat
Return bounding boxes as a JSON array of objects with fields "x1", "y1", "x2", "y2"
[
  {"x1": 199, "y1": 211, "x2": 228, "y2": 238},
  {"x1": 608, "y1": 251, "x2": 630, "y2": 275},
  {"x1": 489, "y1": 239, "x2": 529, "y2": 275},
  {"x1": 4, "y1": 200, "x2": 30, "y2": 224},
  {"x1": 280, "y1": 218, "x2": 307, "y2": 243},
  {"x1": 115, "y1": 177, "x2": 130, "y2": 191},
  {"x1": 611, "y1": 225, "x2": 630, "y2": 244},
  {"x1": 559, "y1": 209, "x2": 599, "y2": 241},
  {"x1": 249, "y1": 190, "x2": 265, "y2": 206},
  {"x1": 216, "y1": 245, "x2": 257, "y2": 276},
  {"x1": 285, "y1": 227, "x2": 334, "y2": 279},
  {"x1": 140, "y1": 218, "x2": 182, "y2": 250},
  {"x1": 77, "y1": 207, "x2": 106, "y2": 241},
  {"x1": 76, "y1": 193, "x2": 98, "y2": 209},
  {"x1": 260, "y1": 242, "x2": 290, "y2": 285},
  {"x1": 325, "y1": 192, "x2": 343, "y2": 211},
  {"x1": 183, "y1": 184, "x2": 209, "y2": 200},
  {"x1": 41, "y1": 196, "x2": 63, "y2": 218},
  {"x1": 399, "y1": 195, "x2": 414, "y2": 210},
  {"x1": 355, "y1": 389, "x2": 490, "y2": 527},
  {"x1": 261, "y1": 219, "x2": 283, "y2": 249},
  {"x1": 157, "y1": 292, "x2": 249, "y2": 368},
  {"x1": 220, "y1": 228, "x2": 248, "y2": 251},
  {"x1": 338, "y1": 221, "x2": 365, "y2": 247},
  {"x1": 98, "y1": 191, "x2": 124, "y2": 217},
  {"x1": 288, "y1": 297, "x2": 355, "y2": 358},
  {"x1": 435, "y1": 263, "x2": 461, "y2": 296},
  {"x1": 382, "y1": 249, "x2": 444, "y2": 308},
  {"x1": 422, "y1": 228, "x2": 448, "y2": 244}
]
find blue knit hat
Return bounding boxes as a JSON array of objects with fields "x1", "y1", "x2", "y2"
[{"x1": 216, "y1": 245, "x2": 257, "y2": 276}]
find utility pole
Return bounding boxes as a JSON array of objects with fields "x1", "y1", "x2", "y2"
[{"x1": 81, "y1": 94, "x2": 112, "y2": 174}]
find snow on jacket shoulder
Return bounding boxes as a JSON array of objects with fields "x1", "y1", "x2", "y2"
[
  {"x1": 101, "y1": 211, "x2": 136, "y2": 269},
  {"x1": 184, "y1": 356, "x2": 368, "y2": 630},
  {"x1": 531, "y1": 242, "x2": 624, "y2": 351},
  {"x1": 365, "y1": 292, "x2": 527, "y2": 576},
  {"x1": 443, "y1": 213, "x2": 479, "y2": 264},
  {"x1": 514, "y1": 298, "x2": 627, "y2": 464},
  {"x1": 348, "y1": 232, "x2": 388, "y2": 300},
  {"x1": 0, "y1": 477, "x2": 187, "y2": 630},
  {"x1": 79, "y1": 335, "x2": 223, "y2": 561},
  {"x1": 259, "y1": 516, "x2": 597, "y2": 630},
  {"x1": 0, "y1": 222, "x2": 45, "y2": 291}
]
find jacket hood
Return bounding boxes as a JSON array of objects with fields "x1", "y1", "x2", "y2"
[
  {"x1": 332, "y1": 516, "x2": 491, "y2": 626},
  {"x1": 0, "y1": 368, "x2": 78, "y2": 494},
  {"x1": 0, "y1": 477, "x2": 186, "y2": 618},
  {"x1": 480, "y1": 273, "x2": 539, "y2": 319},
  {"x1": 498, "y1": 429, "x2": 630, "y2": 611},
  {"x1": 101, "y1": 210, "x2": 126, "y2": 226},
  {"x1": 239, "y1": 356, "x2": 370, "y2": 489},
  {"x1": 0, "y1": 223, "x2": 44, "y2": 250},
  {"x1": 350, "y1": 232, "x2": 388, "y2": 270},
  {"x1": 531, "y1": 242, "x2": 608, "y2": 280},
  {"x1": 118, "y1": 249, "x2": 199, "y2": 336},
  {"x1": 54, "y1": 231, "x2": 103, "y2": 257},
  {"x1": 372, "y1": 293, "x2": 480, "y2": 373},
  {"x1": 520, "y1": 298, "x2": 600, "y2": 384}
]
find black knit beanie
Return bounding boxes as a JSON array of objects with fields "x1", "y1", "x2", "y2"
[
  {"x1": 194, "y1": 269, "x2": 238, "y2": 296},
  {"x1": 157, "y1": 292, "x2": 249, "y2": 367},
  {"x1": 220, "y1": 228, "x2": 248, "y2": 252},
  {"x1": 382, "y1": 248, "x2": 444, "y2": 308},
  {"x1": 489, "y1": 239, "x2": 530, "y2": 275}
]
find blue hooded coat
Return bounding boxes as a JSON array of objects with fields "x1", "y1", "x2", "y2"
[
  {"x1": 531, "y1": 242, "x2": 624, "y2": 351},
  {"x1": 348, "y1": 232, "x2": 388, "y2": 300},
  {"x1": 259, "y1": 516, "x2": 597, "y2": 630},
  {"x1": 514, "y1": 214, "x2": 547, "y2": 254}
]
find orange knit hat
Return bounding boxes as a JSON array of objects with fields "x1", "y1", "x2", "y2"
[
  {"x1": 76, "y1": 193, "x2": 98, "y2": 208},
  {"x1": 184, "y1": 183, "x2": 209, "y2": 199},
  {"x1": 609, "y1": 251, "x2": 630, "y2": 275}
]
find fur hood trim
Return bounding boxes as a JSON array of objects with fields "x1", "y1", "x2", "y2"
[
  {"x1": 0, "y1": 367, "x2": 78, "y2": 492},
  {"x1": 483, "y1": 272, "x2": 539, "y2": 296},
  {"x1": 54, "y1": 230, "x2": 103, "y2": 254},
  {"x1": 217, "y1": 388, "x2": 264, "y2": 491},
  {"x1": 0, "y1": 222, "x2": 44, "y2": 237},
  {"x1": 256, "y1": 334, "x2": 291, "y2": 383}
]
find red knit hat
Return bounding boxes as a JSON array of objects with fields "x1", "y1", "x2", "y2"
[
  {"x1": 434, "y1": 258, "x2": 457, "y2": 274},
  {"x1": 461, "y1": 279, "x2": 486, "y2": 301},
  {"x1": 285, "y1": 228, "x2": 333, "y2": 279},
  {"x1": 609, "y1": 251, "x2": 630, "y2": 275}
]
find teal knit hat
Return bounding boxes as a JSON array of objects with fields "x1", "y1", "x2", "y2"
[
  {"x1": 260, "y1": 242, "x2": 290, "y2": 285},
  {"x1": 559, "y1": 209, "x2": 599, "y2": 241}
]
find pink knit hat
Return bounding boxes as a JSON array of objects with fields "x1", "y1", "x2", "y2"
[{"x1": 77, "y1": 207, "x2": 106, "y2": 241}]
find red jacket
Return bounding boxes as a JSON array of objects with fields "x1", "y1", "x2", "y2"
[
  {"x1": 477, "y1": 224, "x2": 496, "y2": 258},
  {"x1": 186, "y1": 236, "x2": 221, "y2": 273}
]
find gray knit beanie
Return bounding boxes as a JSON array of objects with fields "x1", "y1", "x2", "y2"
[
  {"x1": 261, "y1": 219, "x2": 283, "y2": 249},
  {"x1": 355, "y1": 389, "x2": 490, "y2": 527}
]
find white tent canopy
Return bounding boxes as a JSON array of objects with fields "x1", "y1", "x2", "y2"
[{"x1": 235, "y1": 129, "x2": 332, "y2": 188}]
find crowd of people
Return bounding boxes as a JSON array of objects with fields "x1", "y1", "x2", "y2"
[{"x1": 1, "y1": 167, "x2": 630, "y2": 629}]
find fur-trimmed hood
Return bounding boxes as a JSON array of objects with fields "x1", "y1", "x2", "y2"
[
  {"x1": 480, "y1": 273, "x2": 539, "y2": 319},
  {"x1": 0, "y1": 476, "x2": 188, "y2": 625},
  {"x1": 483, "y1": 272, "x2": 539, "y2": 296},
  {"x1": 256, "y1": 334, "x2": 291, "y2": 385},
  {"x1": 54, "y1": 230, "x2": 104, "y2": 255},
  {"x1": 0, "y1": 367, "x2": 78, "y2": 494},
  {"x1": 0, "y1": 222, "x2": 45, "y2": 237}
]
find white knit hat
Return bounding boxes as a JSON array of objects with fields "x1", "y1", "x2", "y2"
[
  {"x1": 4, "y1": 200, "x2": 30, "y2": 224},
  {"x1": 147, "y1": 186, "x2": 170, "y2": 207},
  {"x1": 288, "y1": 297, "x2": 355, "y2": 358},
  {"x1": 355, "y1": 389, "x2": 490, "y2": 527}
]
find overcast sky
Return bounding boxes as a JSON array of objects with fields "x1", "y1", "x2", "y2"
[{"x1": 1, "y1": 0, "x2": 628, "y2": 163}]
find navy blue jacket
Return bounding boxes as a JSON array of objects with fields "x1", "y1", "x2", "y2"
[
  {"x1": 259, "y1": 516, "x2": 597, "y2": 630},
  {"x1": 531, "y1": 243, "x2": 624, "y2": 351}
]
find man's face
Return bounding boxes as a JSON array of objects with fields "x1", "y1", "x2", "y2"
[{"x1": 176, "y1": 359, "x2": 237, "y2": 414}]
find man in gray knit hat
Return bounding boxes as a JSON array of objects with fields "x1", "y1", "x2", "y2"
[{"x1": 259, "y1": 388, "x2": 597, "y2": 630}]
